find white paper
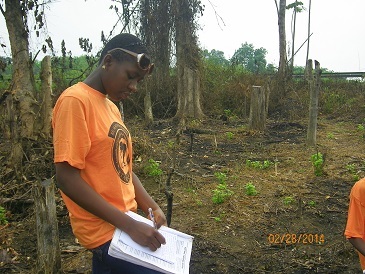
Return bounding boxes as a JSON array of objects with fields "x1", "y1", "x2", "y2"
[{"x1": 108, "y1": 211, "x2": 193, "y2": 274}]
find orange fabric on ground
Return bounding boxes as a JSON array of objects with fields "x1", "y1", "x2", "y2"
[
  {"x1": 52, "y1": 82, "x2": 137, "y2": 249},
  {"x1": 344, "y1": 178, "x2": 365, "y2": 270}
]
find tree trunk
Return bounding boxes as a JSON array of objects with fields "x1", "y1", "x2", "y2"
[
  {"x1": 278, "y1": 0, "x2": 287, "y2": 76},
  {"x1": 290, "y1": 1, "x2": 297, "y2": 75},
  {"x1": 305, "y1": 0, "x2": 312, "y2": 78},
  {"x1": 33, "y1": 179, "x2": 61, "y2": 274},
  {"x1": 174, "y1": 0, "x2": 204, "y2": 121},
  {"x1": 249, "y1": 86, "x2": 269, "y2": 131},
  {"x1": 4, "y1": 0, "x2": 37, "y2": 166},
  {"x1": 140, "y1": 0, "x2": 172, "y2": 124},
  {"x1": 40, "y1": 56, "x2": 52, "y2": 138},
  {"x1": 144, "y1": 87, "x2": 154, "y2": 125},
  {"x1": 307, "y1": 60, "x2": 321, "y2": 146}
]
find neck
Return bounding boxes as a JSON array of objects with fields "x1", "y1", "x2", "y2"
[{"x1": 83, "y1": 68, "x2": 106, "y2": 95}]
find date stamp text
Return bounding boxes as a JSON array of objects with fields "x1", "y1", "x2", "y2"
[{"x1": 267, "y1": 233, "x2": 325, "y2": 245}]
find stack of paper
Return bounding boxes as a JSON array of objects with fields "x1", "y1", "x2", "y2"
[{"x1": 108, "y1": 211, "x2": 194, "y2": 274}]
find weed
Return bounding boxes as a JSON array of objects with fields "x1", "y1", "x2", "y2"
[
  {"x1": 346, "y1": 163, "x2": 360, "y2": 181},
  {"x1": 144, "y1": 159, "x2": 163, "y2": 177},
  {"x1": 226, "y1": 132, "x2": 234, "y2": 140},
  {"x1": 212, "y1": 172, "x2": 233, "y2": 204},
  {"x1": 214, "y1": 216, "x2": 221, "y2": 222},
  {"x1": 311, "y1": 152, "x2": 324, "y2": 176},
  {"x1": 167, "y1": 140, "x2": 175, "y2": 149},
  {"x1": 196, "y1": 200, "x2": 203, "y2": 206},
  {"x1": 283, "y1": 196, "x2": 295, "y2": 205},
  {"x1": 224, "y1": 109, "x2": 232, "y2": 117},
  {"x1": 246, "y1": 159, "x2": 273, "y2": 169},
  {"x1": 327, "y1": 133, "x2": 334, "y2": 139},
  {"x1": 308, "y1": 200, "x2": 316, "y2": 207},
  {"x1": 245, "y1": 182, "x2": 258, "y2": 196},
  {"x1": 357, "y1": 124, "x2": 365, "y2": 131},
  {"x1": 0, "y1": 206, "x2": 8, "y2": 225}
]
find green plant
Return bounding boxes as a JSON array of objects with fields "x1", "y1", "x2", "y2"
[
  {"x1": 346, "y1": 163, "x2": 360, "y2": 181},
  {"x1": 245, "y1": 182, "x2": 258, "y2": 196},
  {"x1": 167, "y1": 140, "x2": 175, "y2": 149},
  {"x1": 246, "y1": 159, "x2": 273, "y2": 169},
  {"x1": 0, "y1": 206, "x2": 8, "y2": 225},
  {"x1": 308, "y1": 200, "x2": 316, "y2": 207},
  {"x1": 212, "y1": 172, "x2": 233, "y2": 204},
  {"x1": 327, "y1": 133, "x2": 334, "y2": 139},
  {"x1": 311, "y1": 152, "x2": 324, "y2": 176},
  {"x1": 144, "y1": 159, "x2": 163, "y2": 177},
  {"x1": 224, "y1": 109, "x2": 232, "y2": 117},
  {"x1": 357, "y1": 124, "x2": 365, "y2": 131},
  {"x1": 283, "y1": 196, "x2": 295, "y2": 205},
  {"x1": 226, "y1": 132, "x2": 234, "y2": 140}
]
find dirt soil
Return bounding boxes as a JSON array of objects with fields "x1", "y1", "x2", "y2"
[{"x1": 0, "y1": 116, "x2": 364, "y2": 273}]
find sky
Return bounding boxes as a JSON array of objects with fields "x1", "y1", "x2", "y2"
[{"x1": 0, "y1": 0, "x2": 364, "y2": 72}]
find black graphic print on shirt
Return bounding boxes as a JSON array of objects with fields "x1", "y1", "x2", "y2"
[{"x1": 108, "y1": 122, "x2": 131, "y2": 184}]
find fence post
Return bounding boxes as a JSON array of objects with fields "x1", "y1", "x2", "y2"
[{"x1": 33, "y1": 178, "x2": 61, "y2": 273}]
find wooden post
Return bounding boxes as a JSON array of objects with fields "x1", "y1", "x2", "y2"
[
  {"x1": 165, "y1": 169, "x2": 174, "y2": 227},
  {"x1": 33, "y1": 179, "x2": 61, "y2": 273},
  {"x1": 307, "y1": 60, "x2": 321, "y2": 146},
  {"x1": 249, "y1": 86, "x2": 269, "y2": 131}
]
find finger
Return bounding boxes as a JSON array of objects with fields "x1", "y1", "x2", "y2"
[
  {"x1": 154, "y1": 232, "x2": 166, "y2": 245},
  {"x1": 148, "y1": 242, "x2": 157, "y2": 252}
]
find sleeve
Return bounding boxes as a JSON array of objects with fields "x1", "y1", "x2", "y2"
[
  {"x1": 52, "y1": 95, "x2": 91, "y2": 169},
  {"x1": 345, "y1": 193, "x2": 365, "y2": 239}
]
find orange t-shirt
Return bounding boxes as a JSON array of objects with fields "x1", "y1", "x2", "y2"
[
  {"x1": 52, "y1": 82, "x2": 137, "y2": 249},
  {"x1": 344, "y1": 178, "x2": 365, "y2": 270}
]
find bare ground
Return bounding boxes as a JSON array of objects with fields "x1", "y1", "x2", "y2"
[{"x1": 0, "y1": 115, "x2": 363, "y2": 273}]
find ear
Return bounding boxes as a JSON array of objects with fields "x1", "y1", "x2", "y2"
[{"x1": 101, "y1": 54, "x2": 113, "y2": 70}]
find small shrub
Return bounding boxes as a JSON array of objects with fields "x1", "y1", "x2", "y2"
[
  {"x1": 245, "y1": 182, "x2": 258, "y2": 196},
  {"x1": 246, "y1": 159, "x2": 273, "y2": 169},
  {"x1": 311, "y1": 152, "x2": 324, "y2": 176},
  {"x1": 346, "y1": 163, "x2": 360, "y2": 181},
  {"x1": 212, "y1": 172, "x2": 234, "y2": 204},
  {"x1": 308, "y1": 200, "x2": 316, "y2": 207},
  {"x1": 283, "y1": 196, "x2": 295, "y2": 205},
  {"x1": 226, "y1": 132, "x2": 234, "y2": 140},
  {"x1": 0, "y1": 206, "x2": 8, "y2": 225},
  {"x1": 144, "y1": 159, "x2": 163, "y2": 177}
]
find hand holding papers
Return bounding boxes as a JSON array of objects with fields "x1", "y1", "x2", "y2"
[{"x1": 108, "y1": 211, "x2": 194, "y2": 274}]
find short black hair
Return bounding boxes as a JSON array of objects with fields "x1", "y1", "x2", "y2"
[{"x1": 99, "y1": 33, "x2": 149, "y2": 65}]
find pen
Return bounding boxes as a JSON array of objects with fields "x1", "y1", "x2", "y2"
[{"x1": 148, "y1": 208, "x2": 158, "y2": 229}]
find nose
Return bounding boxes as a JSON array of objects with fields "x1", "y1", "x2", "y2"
[{"x1": 128, "y1": 80, "x2": 138, "y2": 93}]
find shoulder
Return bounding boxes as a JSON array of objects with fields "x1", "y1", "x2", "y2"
[{"x1": 351, "y1": 178, "x2": 365, "y2": 201}]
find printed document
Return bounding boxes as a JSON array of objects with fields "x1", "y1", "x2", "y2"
[{"x1": 108, "y1": 211, "x2": 193, "y2": 274}]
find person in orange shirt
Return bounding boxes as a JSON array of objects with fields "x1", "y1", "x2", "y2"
[
  {"x1": 52, "y1": 33, "x2": 166, "y2": 273},
  {"x1": 344, "y1": 177, "x2": 365, "y2": 273}
]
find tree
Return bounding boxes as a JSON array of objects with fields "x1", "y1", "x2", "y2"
[
  {"x1": 0, "y1": 0, "x2": 47, "y2": 167},
  {"x1": 275, "y1": 0, "x2": 287, "y2": 77},
  {"x1": 231, "y1": 42, "x2": 268, "y2": 73},
  {"x1": 202, "y1": 49, "x2": 229, "y2": 67},
  {"x1": 139, "y1": 0, "x2": 173, "y2": 124},
  {"x1": 287, "y1": 1, "x2": 305, "y2": 74},
  {"x1": 173, "y1": 0, "x2": 204, "y2": 122}
]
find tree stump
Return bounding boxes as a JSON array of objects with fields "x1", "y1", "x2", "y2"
[
  {"x1": 249, "y1": 86, "x2": 269, "y2": 131},
  {"x1": 33, "y1": 179, "x2": 61, "y2": 273}
]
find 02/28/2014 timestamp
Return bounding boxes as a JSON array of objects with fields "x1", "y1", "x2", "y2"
[{"x1": 267, "y1": 233, "x2": 325, "y2": 245}]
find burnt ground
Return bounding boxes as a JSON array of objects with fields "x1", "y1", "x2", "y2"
[{"x1": 0, "y1": 116, "x2": 364, "y2": 273}]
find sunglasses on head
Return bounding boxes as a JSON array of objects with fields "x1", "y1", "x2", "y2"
[{"x1": 107, "y1": 47, "x2": 154, "y2": 75}]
